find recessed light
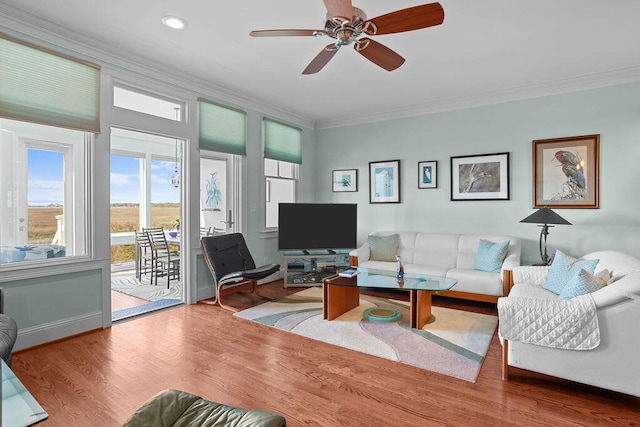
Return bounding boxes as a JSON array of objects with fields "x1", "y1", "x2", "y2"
[{"x1": 162, "y1": 16, "x2": 186, "y2": 30}]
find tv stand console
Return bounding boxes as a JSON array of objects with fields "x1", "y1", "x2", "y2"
[{"x1": 283, "y1": 249, "x2": 353, "y2": 288}]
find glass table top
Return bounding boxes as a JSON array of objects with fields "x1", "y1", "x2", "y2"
[
  {"x1": 2, "y1": 359, "x2": 48, "y2": 427},
  {"x1": 329, "y1": 268, "x2": 457, "y2": 291}
]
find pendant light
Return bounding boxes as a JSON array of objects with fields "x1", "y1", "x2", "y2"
[{"x1": 168, "y1": 107, "x2": 181, "y2": 188}]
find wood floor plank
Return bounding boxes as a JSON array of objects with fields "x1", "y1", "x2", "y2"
[{"x1": 11, "y1": 281, "x2": 639, "y2": 426}]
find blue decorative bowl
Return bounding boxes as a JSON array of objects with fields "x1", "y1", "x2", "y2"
[{"x1": 169, "y1": 231, "x2": 178, "y2": 238}]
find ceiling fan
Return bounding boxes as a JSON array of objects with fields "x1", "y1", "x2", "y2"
[{"x1": 249, "y1": 0, "x2": 445, "y2": 74}]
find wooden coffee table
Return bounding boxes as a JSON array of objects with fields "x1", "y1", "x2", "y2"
[{"x1": 323, "y1": 268, "x2": 457, "y2": 329}]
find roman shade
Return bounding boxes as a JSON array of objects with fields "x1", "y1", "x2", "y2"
[
  {"x1": 198, "y1": 100, "x2": 247, "y2": 155},
  {"x1": 0, "y1": 33, "x2": 100, "y2": 133},
  {"x1": 263, "y1": 118, "x2": 302, "y2": 164}
]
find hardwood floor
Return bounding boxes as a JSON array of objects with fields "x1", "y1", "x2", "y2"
[{"x1": 11, "y1": 281, "x2": 639, "y2": 426}]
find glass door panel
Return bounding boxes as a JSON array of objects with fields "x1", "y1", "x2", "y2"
[{"x1": 200, "y1": 155, "x2": 236, "y2": 234}]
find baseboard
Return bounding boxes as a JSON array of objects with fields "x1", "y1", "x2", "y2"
[{"x1": 14, "y1": 311, "x2": 103, "y2": 352}]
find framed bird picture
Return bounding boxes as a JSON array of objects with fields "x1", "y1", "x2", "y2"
[
  {"x1": 450, "y1": 152, "x2": 510, "y2": 201},
  {"x1": 533, "y1": 134, "x2": 600, "y2": 209},
  {"x1": 332, "y1": 169, "x2": 358, "y2": 192}
]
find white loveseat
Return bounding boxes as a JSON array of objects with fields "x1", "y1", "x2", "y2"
[
  {"x1": 350, "y1": 231, "x2": 521, "y2": 303},
  {"x1": 499, "y1": 250, "x2": 640, "y2": 397}
]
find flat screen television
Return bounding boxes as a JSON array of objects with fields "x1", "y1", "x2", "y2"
[{"x1": 278, "y1": 203, "x2": 357, "y2": 251}]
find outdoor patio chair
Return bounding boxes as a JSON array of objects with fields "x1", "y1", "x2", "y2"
[
  {"x1": 200, "y1": 226, "x2": 212, "y2": 237},
  {"x1": 200, "y1": 233, "x2": 280, "y2": 312},
  {"x1": 146, "y1": 228, "x2": 180, "y2": 288},
  {"x1": 134, "y1": 230, "x2": 154, "y2": 280}
]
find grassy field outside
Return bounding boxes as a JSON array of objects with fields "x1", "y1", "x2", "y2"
[{"x1": 28, "y1": 204, "x2": 179, "y2": 263}]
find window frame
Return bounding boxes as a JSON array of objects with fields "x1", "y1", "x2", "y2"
[
  {"x1": 262, "y1": 159, "x2": 300, "y2": 234},
  {"x1": 0, "y1": 120, "x2": 93, "y2": 272}
]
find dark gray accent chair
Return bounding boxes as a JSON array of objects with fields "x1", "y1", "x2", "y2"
[
  {"x1": 200, "y1": 233, "x2": 280, "y2": 312},
  {"x1": 0, "y1": 287, "x2": 19, "y2": 367}
]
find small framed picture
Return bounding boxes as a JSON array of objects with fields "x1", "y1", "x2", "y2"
[
  {"x1": 533, "y1": 134, "x2": 599, "y2": 209},
  {"x1": 418, "y1": 161, "x2": 437, "y2": 189},
  {"x1": 450, "y1": 152, "x2": 510, "y2": 201},
  {"x1": 332, "y1": 169, "x2": 358, "y2": 192},
  {"x1": 369, "y1": 160, "x2": 401, "y2": 203}
]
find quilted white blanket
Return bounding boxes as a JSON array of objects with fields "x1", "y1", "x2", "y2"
[{"x1": 498, "y1": 294, "x2": 600, "y2": 350}]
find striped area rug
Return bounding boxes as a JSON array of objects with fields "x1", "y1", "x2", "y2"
[
  {"x1": 235, "y1": 287, "x2": 497, "y2": 383},
  {"x1": 111, "y1": 273, "x2": 182, "y2": 302}
]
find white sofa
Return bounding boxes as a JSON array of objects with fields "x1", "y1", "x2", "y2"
[
  {"x1": 350, "y1": 231, "x2": 521, "y2": 303},
  {"x1": 499, "y1": 250, "x2": 640, "y2": 397}
]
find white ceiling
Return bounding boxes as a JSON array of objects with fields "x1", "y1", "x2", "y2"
[{"x1": 2, "y1": 0, "x2": 640, "y2": 129}]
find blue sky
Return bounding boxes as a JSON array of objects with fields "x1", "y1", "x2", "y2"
[
  {"x1": 28, "y1": 149, "x2": 63, "y2": 206},
  {"x1": 110, "y1": 155, "x2": 180, "y2": 204},
  {"x1": 27, "y1": 150, "x2": 180, "y2": 205}
]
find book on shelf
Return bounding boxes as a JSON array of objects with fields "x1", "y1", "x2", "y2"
[{"x1": 338, "y1": 269, "x2": 359, "y2": 278}]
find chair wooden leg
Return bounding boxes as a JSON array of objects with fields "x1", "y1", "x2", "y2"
[{"x1": 217, "y1": 293, "x2": 240, "y2": 312}]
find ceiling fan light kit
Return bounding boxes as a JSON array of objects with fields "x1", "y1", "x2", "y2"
[{"x1": 250, "y1": 0, "x2": 444, "y2": 74}]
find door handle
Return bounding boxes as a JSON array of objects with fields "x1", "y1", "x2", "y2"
[{"x1": 220, "y1": 210, "x2": 234, "y2": 227}]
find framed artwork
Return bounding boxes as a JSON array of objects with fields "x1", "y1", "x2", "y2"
[
  {"x1": 450, "y1": 152, "x2": 510, "y2": 201},
  {"x1": 418, "y1": 161, "x2": 437, "y2": 189},
  {"x1": 332, "y1": 169, "x2": 358, "y2": 192},
  {"x1": 369, "y1": 160, "x2": 401, "y2": 203},
  {"x1": 533, "y1": 134, "x2": 599, "y2": 208}
]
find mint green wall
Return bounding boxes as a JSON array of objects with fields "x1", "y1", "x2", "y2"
[
  {"x1": 315, "y1": 83, "x2": 640, "y2": 265},
  {"x1": 2, "y1": 269, "x2": 102, "y2": 328}
]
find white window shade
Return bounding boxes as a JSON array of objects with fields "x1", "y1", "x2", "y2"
[
  {"x1": 264, "y1": 118, "x2": 302, "y2": 164},
  {"x1": 198, "y1": 100, "x2": 246, "y2": 155},
  {"x1": 0, "y1": 34, "x2": 101, "y2": 133}
]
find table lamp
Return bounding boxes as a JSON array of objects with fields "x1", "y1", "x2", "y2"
[{"x1": 520, "y1": 207, "x2": 571, "y2": 266}]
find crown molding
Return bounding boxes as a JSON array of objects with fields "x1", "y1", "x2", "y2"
[
  {"x1": 3, "y1": 3, "x2": 640, "y2": 132},
  {"x1": 315, "y1": 64, "x2": 640, "y2": 129},
  {"x1": 0, "y1": 4, "x2": 317, "y2": 130}
]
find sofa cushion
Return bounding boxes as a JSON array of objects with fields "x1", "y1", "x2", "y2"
[
  {"x1": 543, "y1": 250, "x2": 599, "y2": 295},
  {"x1": 413, "y1": 233, "x2": 459, "y2": 268},
  {"x1": 559, "y1": 268, "x2": 607, "y2": 300},
  {"x1": 368, "y1": 234, "x2": 398, "y2": 262},
  {"x1": 473, "y1": 239, "x2": 510, "y2": 273}
]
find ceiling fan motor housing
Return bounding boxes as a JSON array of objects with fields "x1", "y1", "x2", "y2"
[{"x1": 324, "y1": 7, "x2": 373, "y2": 46}]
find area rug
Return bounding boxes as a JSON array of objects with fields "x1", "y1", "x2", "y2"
[
  {"x1": 234, "y1": 287, "x2": 498, "y2": 383},
  {"x1": 111, "y1": 273, "x2": 181, "y2": 302}
]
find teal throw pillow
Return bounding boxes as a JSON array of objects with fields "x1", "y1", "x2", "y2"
[
  {"x1": 473, "y1": 239, "x2": 510, "y2": 273},
  {"x1": 369, "y1": 234, "x2": 399, "y2": 262},
  {"x1": 543, "y1": 250, "x2": 599, "y2": 295},
  {"x1": 559, "y1": 268, "x2": 607, "y2": 300}
]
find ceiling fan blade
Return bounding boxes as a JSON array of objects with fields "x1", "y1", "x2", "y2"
[
  {"x1": 250, "y1": 29, "x2": 326, "y2": 37},
  {"x1": 302, "y1": 44, "x2": 339, "y2": 74},
  {"x1": 323, "y1": 0, "x2": 354, "y2": 19},
  {"x1": 355, "y1": 38, "x2": 405, "y2": 71},
  {"x1": 368, "y1": 2, "x2": 444, "y2": 35}
]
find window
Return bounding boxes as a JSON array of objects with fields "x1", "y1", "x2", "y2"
[
  {"x1": 0, "y1": 118, "x2": 89, "y2": 266},
  {"x1": 113, "y1": 85, "x2": 183, "y2": 121},
  {"x1": 263, "y1": 118, "x2": 302, "y2": 230},
  {"x1": 265, "y1": 159, "x2": 299, "y2": 229},
  {"x1": 110, "y1": 154, "x2": 141, "y2": 233},
  {"x1": 0, "y1": 34, "x2": 98, "y2": 267}
]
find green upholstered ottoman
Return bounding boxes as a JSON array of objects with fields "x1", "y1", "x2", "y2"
[{"x1": 123, "y1": 389, "x2": 286, "y2": 427}]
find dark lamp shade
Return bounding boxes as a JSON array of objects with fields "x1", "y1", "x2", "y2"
[{"x1": 520, "y1": 208, "x2": 572, "y2": 225}]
